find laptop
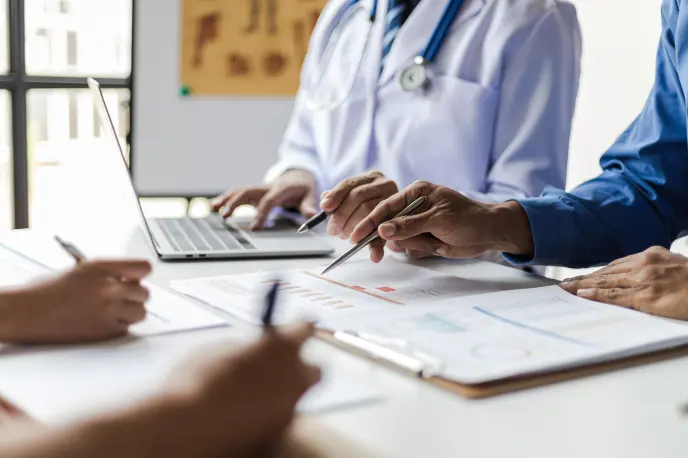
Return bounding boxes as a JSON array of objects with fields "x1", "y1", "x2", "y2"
[{"x1": 87, "y1": 77, "x2": 334, "y2": 260}]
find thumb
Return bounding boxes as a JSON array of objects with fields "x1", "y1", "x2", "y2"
[
  {"x1": 85, "y1": 259, "x2": 152, "y2": 280},
  {"x1": 299, "y1": 192, "x2": 318, "y2": 218},
  {"x1": 378, "y1": 213, "x2": 431, "y2": 240}
]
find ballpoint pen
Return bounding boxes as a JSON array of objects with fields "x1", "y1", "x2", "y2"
[
  {"x1": 261, "y1": 281, "x2": 280, "y2": 327},
  {"x1": 54, "y1": 235, "x2": 86, "y2": 263},
  {"x1": 297, "y1": 211, "x2": 329, "y2": 234},
  {"x1": 320, "y1": 196, "x2": 427, "y2": 275}
]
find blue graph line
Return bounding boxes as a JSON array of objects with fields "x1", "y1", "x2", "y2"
[{"x1": 473, "y1": 306, "x2": 592, "y2": 347}]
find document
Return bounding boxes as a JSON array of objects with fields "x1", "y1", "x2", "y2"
[
  {"x1": 0, "y1": 243, "x2": 226, "y2": 337},
  {"x1": 170, "y1": 257, "x2": 501, "y2": 328},
  {"x1": 129, "y1": 283, "x2": 227, "y2": 336},
  {"x1": 333, "y1": 285, "x2": 688, "y2": 384}
]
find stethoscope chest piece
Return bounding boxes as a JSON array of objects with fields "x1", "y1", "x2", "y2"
[{"x1": 398, "y1": 57, "x2": 429, "y2": 92}]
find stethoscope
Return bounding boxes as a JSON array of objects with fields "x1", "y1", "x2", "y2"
[{"x1": 307, "y1": 0, "x2": 466, "y2": 111}]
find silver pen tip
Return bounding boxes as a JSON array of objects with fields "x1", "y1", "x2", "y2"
[
  {"x1": 297, "y1": 225, "x2": 308, "y2": 234},
  {"x1": 320, "y1": 266, "x2": 332, "y2": 275}
]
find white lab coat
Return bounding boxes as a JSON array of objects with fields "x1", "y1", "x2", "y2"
[{"x1": 266, "y1": 0, "x2": 581, "y2": 203}]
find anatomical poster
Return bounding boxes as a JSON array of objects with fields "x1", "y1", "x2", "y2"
[{"x1": 180, "y1": 0, "x2": 327, "y2": 96}]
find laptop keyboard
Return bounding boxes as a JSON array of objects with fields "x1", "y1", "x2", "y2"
[{"x1": 154, "y1": 217, "x2": 256, "y2": 253}]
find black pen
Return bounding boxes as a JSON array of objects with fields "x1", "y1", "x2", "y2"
[
  {"x1": 297, "y1": 211, "x2": 328, "y2": 234},
  {"x1": 261, "y1": 281, "x2": 281, "y2": 327},
  {"x1": 54, "y1": 235, "x2": 86, "y2": 263}
]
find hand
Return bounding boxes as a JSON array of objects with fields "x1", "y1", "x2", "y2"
[
  {"x1": 350, "y1": 181, "x2": 534, "y2": 263},
  {"x1": 0, "y1": 260, "x2": 152, "y2": 344},
  {"x1": 560, "y1": 247, "x2": 688, "y2": 320},
  {"x1": 211, "y1": 169, "x2": 318, "y2": 230},
  {"x1": 167, "y1": 324, "x2": 321, "y2": 458},
  {"x1": 320, "y1": 171, "x2": 398, "y2": 239}
]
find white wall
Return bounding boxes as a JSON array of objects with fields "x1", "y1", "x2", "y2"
[
  {"x1": 132, "y1": 0, "x2": 293, "y2": 197},
  {"x1": 548, "y1": 0, "x2": 664, "y2": 278},
  {"x1": 566, "y1": 0, "x2": 662, "y2": 189}
]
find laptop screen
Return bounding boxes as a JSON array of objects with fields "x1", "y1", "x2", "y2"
[{"x1": 85, "y1": 77, "x2": 159, "y2": 257}]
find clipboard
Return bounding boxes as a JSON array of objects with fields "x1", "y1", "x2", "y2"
[{"x1": 317, "y1": 330, "x2": 688, "y2": 399}]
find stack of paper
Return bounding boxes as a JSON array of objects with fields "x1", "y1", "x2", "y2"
[
  {"x1": 0, "y1": 243, "x2": 226, "y2": 337},
  {"x1": 171, "y1": 258, "x2": 688, "y2": 384}
]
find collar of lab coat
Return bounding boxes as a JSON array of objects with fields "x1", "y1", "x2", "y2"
[{"x1": 378, "y1": 0, "x2": 486, "y2": 86}]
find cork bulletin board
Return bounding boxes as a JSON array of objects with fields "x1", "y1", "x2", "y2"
[{"x1": 180, "y1": 0, "x2": 328, "y2": 96}]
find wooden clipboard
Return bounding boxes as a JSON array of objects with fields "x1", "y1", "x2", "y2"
[{"x1": 317, "y1": 330, "x2": 688, "y2": 399}]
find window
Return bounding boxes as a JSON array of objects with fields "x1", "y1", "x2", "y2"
[
  {"x1": 0, "y1": 0, "x2": 8, "y2": 74},
  {"x1": 24, "y1": 0, "x2": 132, "y2": 77},
  {"x1": 28, "y1": 88, "x2": 130, "y2": 228},
  {"x1": 0, "y1": 91, "x2": 11, "y2": 230},
  {"x1": 66, "y1": 30, "x2": 77, "y2": 66},
  {"x1": 1, "y1": 0, "x2": 133, "y2": 228}
]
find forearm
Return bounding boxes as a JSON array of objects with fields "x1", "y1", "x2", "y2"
[
  {"x1": 0, "y1": 393, "x2": 228, "y2": 458},
  {"x1": 0, "y1": 290, "x2": 29, "y2": 342}
]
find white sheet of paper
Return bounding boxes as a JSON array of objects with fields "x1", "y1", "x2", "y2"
[
  {"x1": 170, "y1": 257, "x2": 502, "y2": 329},
  {"x1": 332, "y1": 285, "x2": 688, "y2": 384},
  {"x1": 0, "y1": 337, "x2": 382, "y2": 423},
  {"x1": 0, "y1": 242, "x2": 227, "y2": 337}
]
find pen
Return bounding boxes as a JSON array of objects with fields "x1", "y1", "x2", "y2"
[
  {"x1": 261, "y1": 281, "x2": 280, "y2": 327},
  {"x1": 297, "y1": 211, "x2": 328, "y2": 234},
  {"x1": 320, "y1": 196, "x2": 427, "y2": 275},
  {"x1": 54, "y1": 235, "x2": 86, "y2": 263}
]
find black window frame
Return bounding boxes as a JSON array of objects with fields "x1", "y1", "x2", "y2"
[{"x1": 0, "y1": 0, "x2": 134, "y2": 228}]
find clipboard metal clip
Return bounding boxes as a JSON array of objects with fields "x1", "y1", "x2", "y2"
[{"x1": 333, "y1": 330, "x2": 444, "y2": 378}]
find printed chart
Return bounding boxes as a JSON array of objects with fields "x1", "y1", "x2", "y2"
[{"x1": 170, "y1": 258, "x2": 494, "y2": 326}]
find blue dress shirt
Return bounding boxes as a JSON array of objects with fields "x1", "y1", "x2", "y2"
[{"x1": 505, "y1": 0, "x2": 688, "y2": 268}]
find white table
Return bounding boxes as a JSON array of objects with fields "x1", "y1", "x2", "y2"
[{"x1": 0, "y1": 229, "x2": 686, "y2": 458}]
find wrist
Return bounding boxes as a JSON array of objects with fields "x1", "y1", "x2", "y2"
[
  {"x1": 282, "y1": 168, "x2": 315, "y2": 183},
  {"x1": 487, "y1": 201, "x2": 534, "y2": 256},
  {"x1": 78, "y1": 390, "x2": 212, "y2": 458},
  {"x1": 0, "y1": 290, "x2": 27, "y2": 342}
]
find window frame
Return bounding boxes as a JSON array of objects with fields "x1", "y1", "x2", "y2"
[{"x1": 0, "y1": 0, "x2": 134, "y2": 228}]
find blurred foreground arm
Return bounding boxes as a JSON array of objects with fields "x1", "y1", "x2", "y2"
[{"x1": 0, "y1": 324, "x2": 320, "y2": 458}]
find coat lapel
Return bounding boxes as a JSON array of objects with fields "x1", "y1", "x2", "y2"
[{"x1": 378, "y1": 0, "x2": 486, "y2": 86}]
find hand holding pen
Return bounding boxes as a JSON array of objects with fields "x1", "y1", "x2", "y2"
[
  {"x1": 298, "y1": 171, "x2": 399, "y2": 237},
  {"x1": 1, "y1": 237, "x2": 152, "y2": 345}
]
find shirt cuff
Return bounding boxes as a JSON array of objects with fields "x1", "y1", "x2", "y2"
[
  {"x1": 502, "y1": 194, "x2": 575, "y2": 266},
  {"x1": 264, "y1": 151, "x2": 324, "y2": 194}
]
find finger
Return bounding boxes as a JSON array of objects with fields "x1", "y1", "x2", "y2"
[
  {"x1": 350, "y1": 182, "x2": 430, "y2": 243},
  {"x1": 560, "y1": 273, "x2": 640, "y2": 294},
  {"x1": 303, "y1": 363, "x2": 322, "y2": 387},
  {"x1": 387, "y1": 241, "x2": 405, "y2": 253},
  {"x1": 86, "y1": 260, "x2": 152, "y2": 281},
  {"x1": 368, "y1": 239, "x2": 386, "y2": 263},
  {"x1": 252, "y1": 191, "x2": 282, "y2": 230},
  {"x1": 576, "y1": 287, "x2": 642, "y2": 308},
  {"x1": 328, "y1": 189, "x2": 383, "y2": 237},
  {"x1": 378, "y1": 213, "x2": 434, "y2": 241},
  {"x1": 406, "y1": 249, "x2": 435, "y2": 259},
  {"x1": 278, "y1": 322, "x2": 315, "y2": 347},
  {"x1": 119, "y1": 282, "x2": 151, "y2": 304},
  {"x1": 340, "y1": 203, "x2": 374, "y2": 238},
  {"x1": 320, "y1": 173, "x2": 380, "y2": 212},
  {"x1": 210, "y1": 190, "x2": 234, "y2": 211},
  {"x1": 115, "y1": 302, "x2": 148, "y2": 324},
  {"x1": 299, "y1": 191, "x2": 318, "y2": 219},
  {"x1": 222, "y1": 188, "x2": 268, "y2": 218},
  {"x1": 386, "y1": 234, "x2": 447, "y2": 256}
]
